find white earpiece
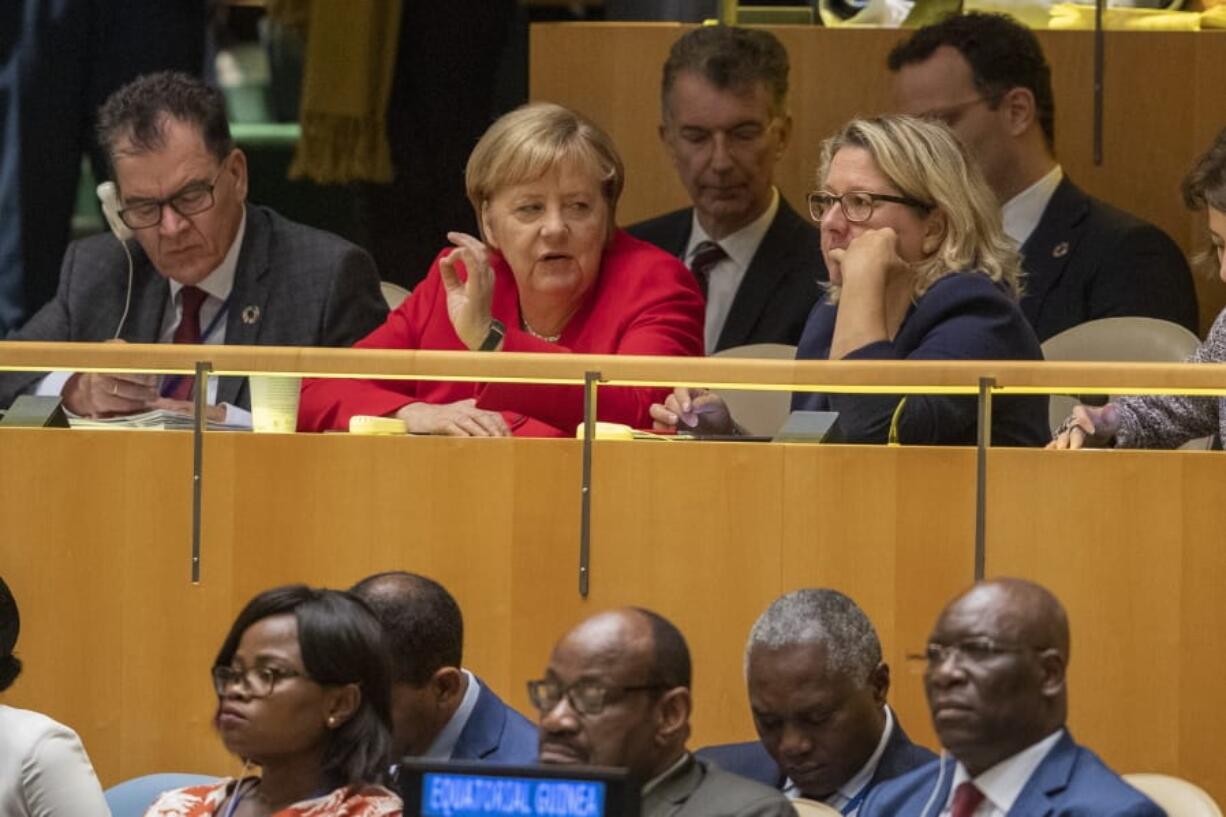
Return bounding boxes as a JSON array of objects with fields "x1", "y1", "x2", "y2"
[
  {"x1": 96, "y1": 181, "x2": 135, "y2": 338},
  {"x1": 96, "y1": 182, "x2": 133, "y2": 241}
]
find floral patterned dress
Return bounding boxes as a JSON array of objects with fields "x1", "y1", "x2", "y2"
[{"x1": 143, "y1": 779, "x2": 402, "y2": 817}]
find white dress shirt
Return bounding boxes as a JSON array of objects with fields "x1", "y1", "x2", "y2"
[
  {"x1": 783, "y1": 705, "x2": 894, "y2": 817},
  {"x1": 0, "y1": 705, "x2": 110, "y2": 817},
  {"x1": 423, "y1": 669, "x2": 481, "y2": 760},
  {"x1": 39, "y1": 209, "x2": 251, "y2": 427},
  {"x1": 1001, "y1": 165, "x2": 1063, "y2": 248},
  {"x1": 684, "y1": 187, "x2": 780, "y2": 354},
  {"x1": 939, "y1": 729, "x2": 1065, "y2": 816}
]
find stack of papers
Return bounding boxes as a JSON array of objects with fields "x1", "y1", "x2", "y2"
[{"x1": 68, "y1": 409, "x2": 249, "y2": 432}]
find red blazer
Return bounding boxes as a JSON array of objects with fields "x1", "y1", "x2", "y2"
[{"x1": 299, "y1": 230, "x2": 705, "y2": 436}]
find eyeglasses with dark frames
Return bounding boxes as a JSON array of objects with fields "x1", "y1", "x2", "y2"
[
  {"x1": 526, "y1": 678, "x2": 666, "y2": 716},
  {"x1": 807, "y1": 190, "x2": 933, "y2": 224},
  {"x1": 212, "y1": 664, "x2": 303, "y2": 698},
  {"x1": 118, "y1": 167, "x2": 226, "y2": 230},
  {"x1": 904, "y1": 637, "x2": 1053, "y2": 669}
]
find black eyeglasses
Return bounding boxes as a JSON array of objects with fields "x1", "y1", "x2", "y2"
[
  {"x1": 526, "y1": 678, "x2": 666, "y2": 716},
  {"x1": 905, "y1": 637, "x2": 1051, "y2": 668},
  {"x1": 807, "y1": 190, "x2": 932, "y2": 224},
  {"x1": 212, "y1": 664, "x2": 303, "y2": 698},
  {"x1": 118, "y1": 167, "x2": 225, "y2": 230}
]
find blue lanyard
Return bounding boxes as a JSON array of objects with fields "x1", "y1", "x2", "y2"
[{"x1": 159, "y1": 292, "x2": 232, "y2": 398}]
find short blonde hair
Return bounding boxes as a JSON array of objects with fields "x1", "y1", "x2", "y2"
[
  {"x1": 465, "y1": 102, "x2": 625, "y2": 237},
  {"x1": 817, "y1": 115, "x2": 1022, "y2": 303}
]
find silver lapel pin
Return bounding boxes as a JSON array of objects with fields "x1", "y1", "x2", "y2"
[
  {"x1": 1052, "y1": 241, "x2": 1070, "y2": 259},
  {"x1": 241, "y1": 305, "x2": 261, "y2": 325}
]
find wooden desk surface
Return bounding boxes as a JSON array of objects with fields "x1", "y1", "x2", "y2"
[{"x1": 1, "y1": 429, "x2": 1221, "y2": 802}]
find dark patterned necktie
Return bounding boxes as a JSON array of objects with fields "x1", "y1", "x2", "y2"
[
  {"x1": 688, "y1": 240, "x2": 726, "y2": 299},
  {"x1": 167, "y1": 286, "x2": 207, "y2": 401}
]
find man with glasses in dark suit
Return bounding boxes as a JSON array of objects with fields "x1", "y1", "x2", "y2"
[
  {"x1": 889, "y1": 13, "x2": 1197, "y2": 343},
  {"x1": 532, "y1": 607, "x2": 796, "y2": 817},
  {"x1": 0, "y1": 71, "x2": 387, "y2": 424}
]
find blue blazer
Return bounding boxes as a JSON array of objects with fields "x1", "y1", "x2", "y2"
[
  {"x1": 697, "y1": 716, "x2": 936, "y2": 797},
  {"x1": 859, "y1": 732, "x2": 1163, "y2": 817},
  {"x1": 792, "y1": 272, "x2": 1049, "y2": 447},
  {"x1": 452, "y1": 678, "x2": 539, "y2": 764}
]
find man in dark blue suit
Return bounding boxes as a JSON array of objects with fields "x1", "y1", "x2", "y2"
[
  {"x1": 627, "y1": 26, "x2": 824, "y2": 354},
  {"x1": 352, "y1": 572, "x2": 536, "y2": 763},
  {"x1": 889, "y1": 13, "x2": 1198, "y2": 342},
  {"x1": 860, "y1": 579, "x2": 1161, "y2": 817},
  {"x1": 698, "y1": 589, "x2": 934, "y2": 815}
]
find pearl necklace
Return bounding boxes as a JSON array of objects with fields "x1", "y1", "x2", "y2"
[{"x1": 522, "y1": 319, "x2": 562, "y2": 343}]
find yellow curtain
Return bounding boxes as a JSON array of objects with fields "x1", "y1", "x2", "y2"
[{"x1": 268, "y1": 0, "x2": 404, "y2": 184}]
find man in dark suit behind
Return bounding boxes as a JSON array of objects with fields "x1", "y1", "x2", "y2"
[
  {"x1": 699, "y1": 589, "x2": 934, "y2": 815},
  {"x1": 351, "y1": 571, "x2": 537, "y2": 764},
  {"x1": 889, "y1": 13, "x2": 1198, "y2": 343},
  {"x1": 860, "y1": 579, "x2": 1161, "y2": 817},
  {"x1": 533, "y1": 607, "x2": 796, "y2": 817},
  {"x1": 628, "y1": 26, "x2": 825, "y2": 354},
  {"x1": 0, "y1": 71, "x2": 387, "y2": 421}
]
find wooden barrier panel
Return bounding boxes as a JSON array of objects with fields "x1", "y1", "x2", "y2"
[
  {"x1": 2, "y1": 428, "x2": 1224, "y2": 806},
  {"x1": 529, "y1": 24, "x2": 1226, "y2": 333}
]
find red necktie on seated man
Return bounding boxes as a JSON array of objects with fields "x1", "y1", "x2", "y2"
[
  {"x1": 166, "y1": 286, "x2": 207, "y2": 401},
  {"x1": 688, "y1": 240, "x2": 726, "y2": 300},
  {"x1": 950, "y1": 781, "x2": 986, "y2": 817}
]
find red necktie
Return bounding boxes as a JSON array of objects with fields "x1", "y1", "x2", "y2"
[
  {"x1": 688, "y1": 240, "x2": 726, "y2": 299},
  {"x1": 951, "y1": 781, "x2": 985, "y2": 817},
  {"x1": 167, "y1": 286, "x2": 207, "y2": 401}
]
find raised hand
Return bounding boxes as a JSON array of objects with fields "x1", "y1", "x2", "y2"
[{"x1": 438, "y1": 231, "x2": 498, "y2": 351}]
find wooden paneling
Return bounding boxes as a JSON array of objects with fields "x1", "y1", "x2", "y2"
[
  {"x1": 530, "y1": 25, "x2": 1226, "y2": 332},
  {"x1": 3, "y1": 428, "x2": 1225, "y2": 805}
]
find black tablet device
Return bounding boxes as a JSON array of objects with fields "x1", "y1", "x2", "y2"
[{"x1": 393, "y1": 759, "x2": 641, "y2": 817}]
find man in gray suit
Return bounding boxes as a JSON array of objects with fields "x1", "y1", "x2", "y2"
[
  {"x1": 0, "y1": 71, "x2": 387, "y2": 423},
  {"x1": 531, "y1": 607, "x2": 796, "y2": 817}
]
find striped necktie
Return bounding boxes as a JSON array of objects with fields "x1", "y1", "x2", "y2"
[{"x1": 688, "y1": 240, "x2": 726, "y2": 299}]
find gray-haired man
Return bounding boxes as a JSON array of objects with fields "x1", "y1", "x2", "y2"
[{"x1": 698, "y1": 589, "x2": 935, "y2": 815}]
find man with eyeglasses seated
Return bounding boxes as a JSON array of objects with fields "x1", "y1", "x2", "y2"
[
  {"x1": 889, "y1": 13, "x2": 1197, "y2": 342},
  {"x1": 697, "y1": 589, "x2": 935, "y2": 815},
  {"x1": 859, "y1": 578, "x2": 1162, "y2": 817},
  {"x1": 531, "y1": 607, "x2": 797, "y2": 817},
  {"x1": 0, "y1": 71, "x2": 387, "y2": 425},
  {"x1": 627, "y1": 25, "x2": 824, "y2": 354}
]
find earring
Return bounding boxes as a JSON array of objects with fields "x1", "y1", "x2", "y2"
[{"x1": 327, "y1": 716, "x2": 337, "y2": 728}]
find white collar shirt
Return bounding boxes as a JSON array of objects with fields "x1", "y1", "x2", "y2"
[
  {"x1": 424, "y1": 669, "x2": 481, "y2": 760},
  {"x1": 783, "y1": 705, "x2": 894, "y2": 817},
  {"x1": 1001, "y1": 165, "x2": 1062, "y2": 248},
  {"x1": 940, "y1": 728, "x2": 1065, "y2": 817},
  {"x1": 684, "y1": 187, "x2": 779, "y2": 354}
]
